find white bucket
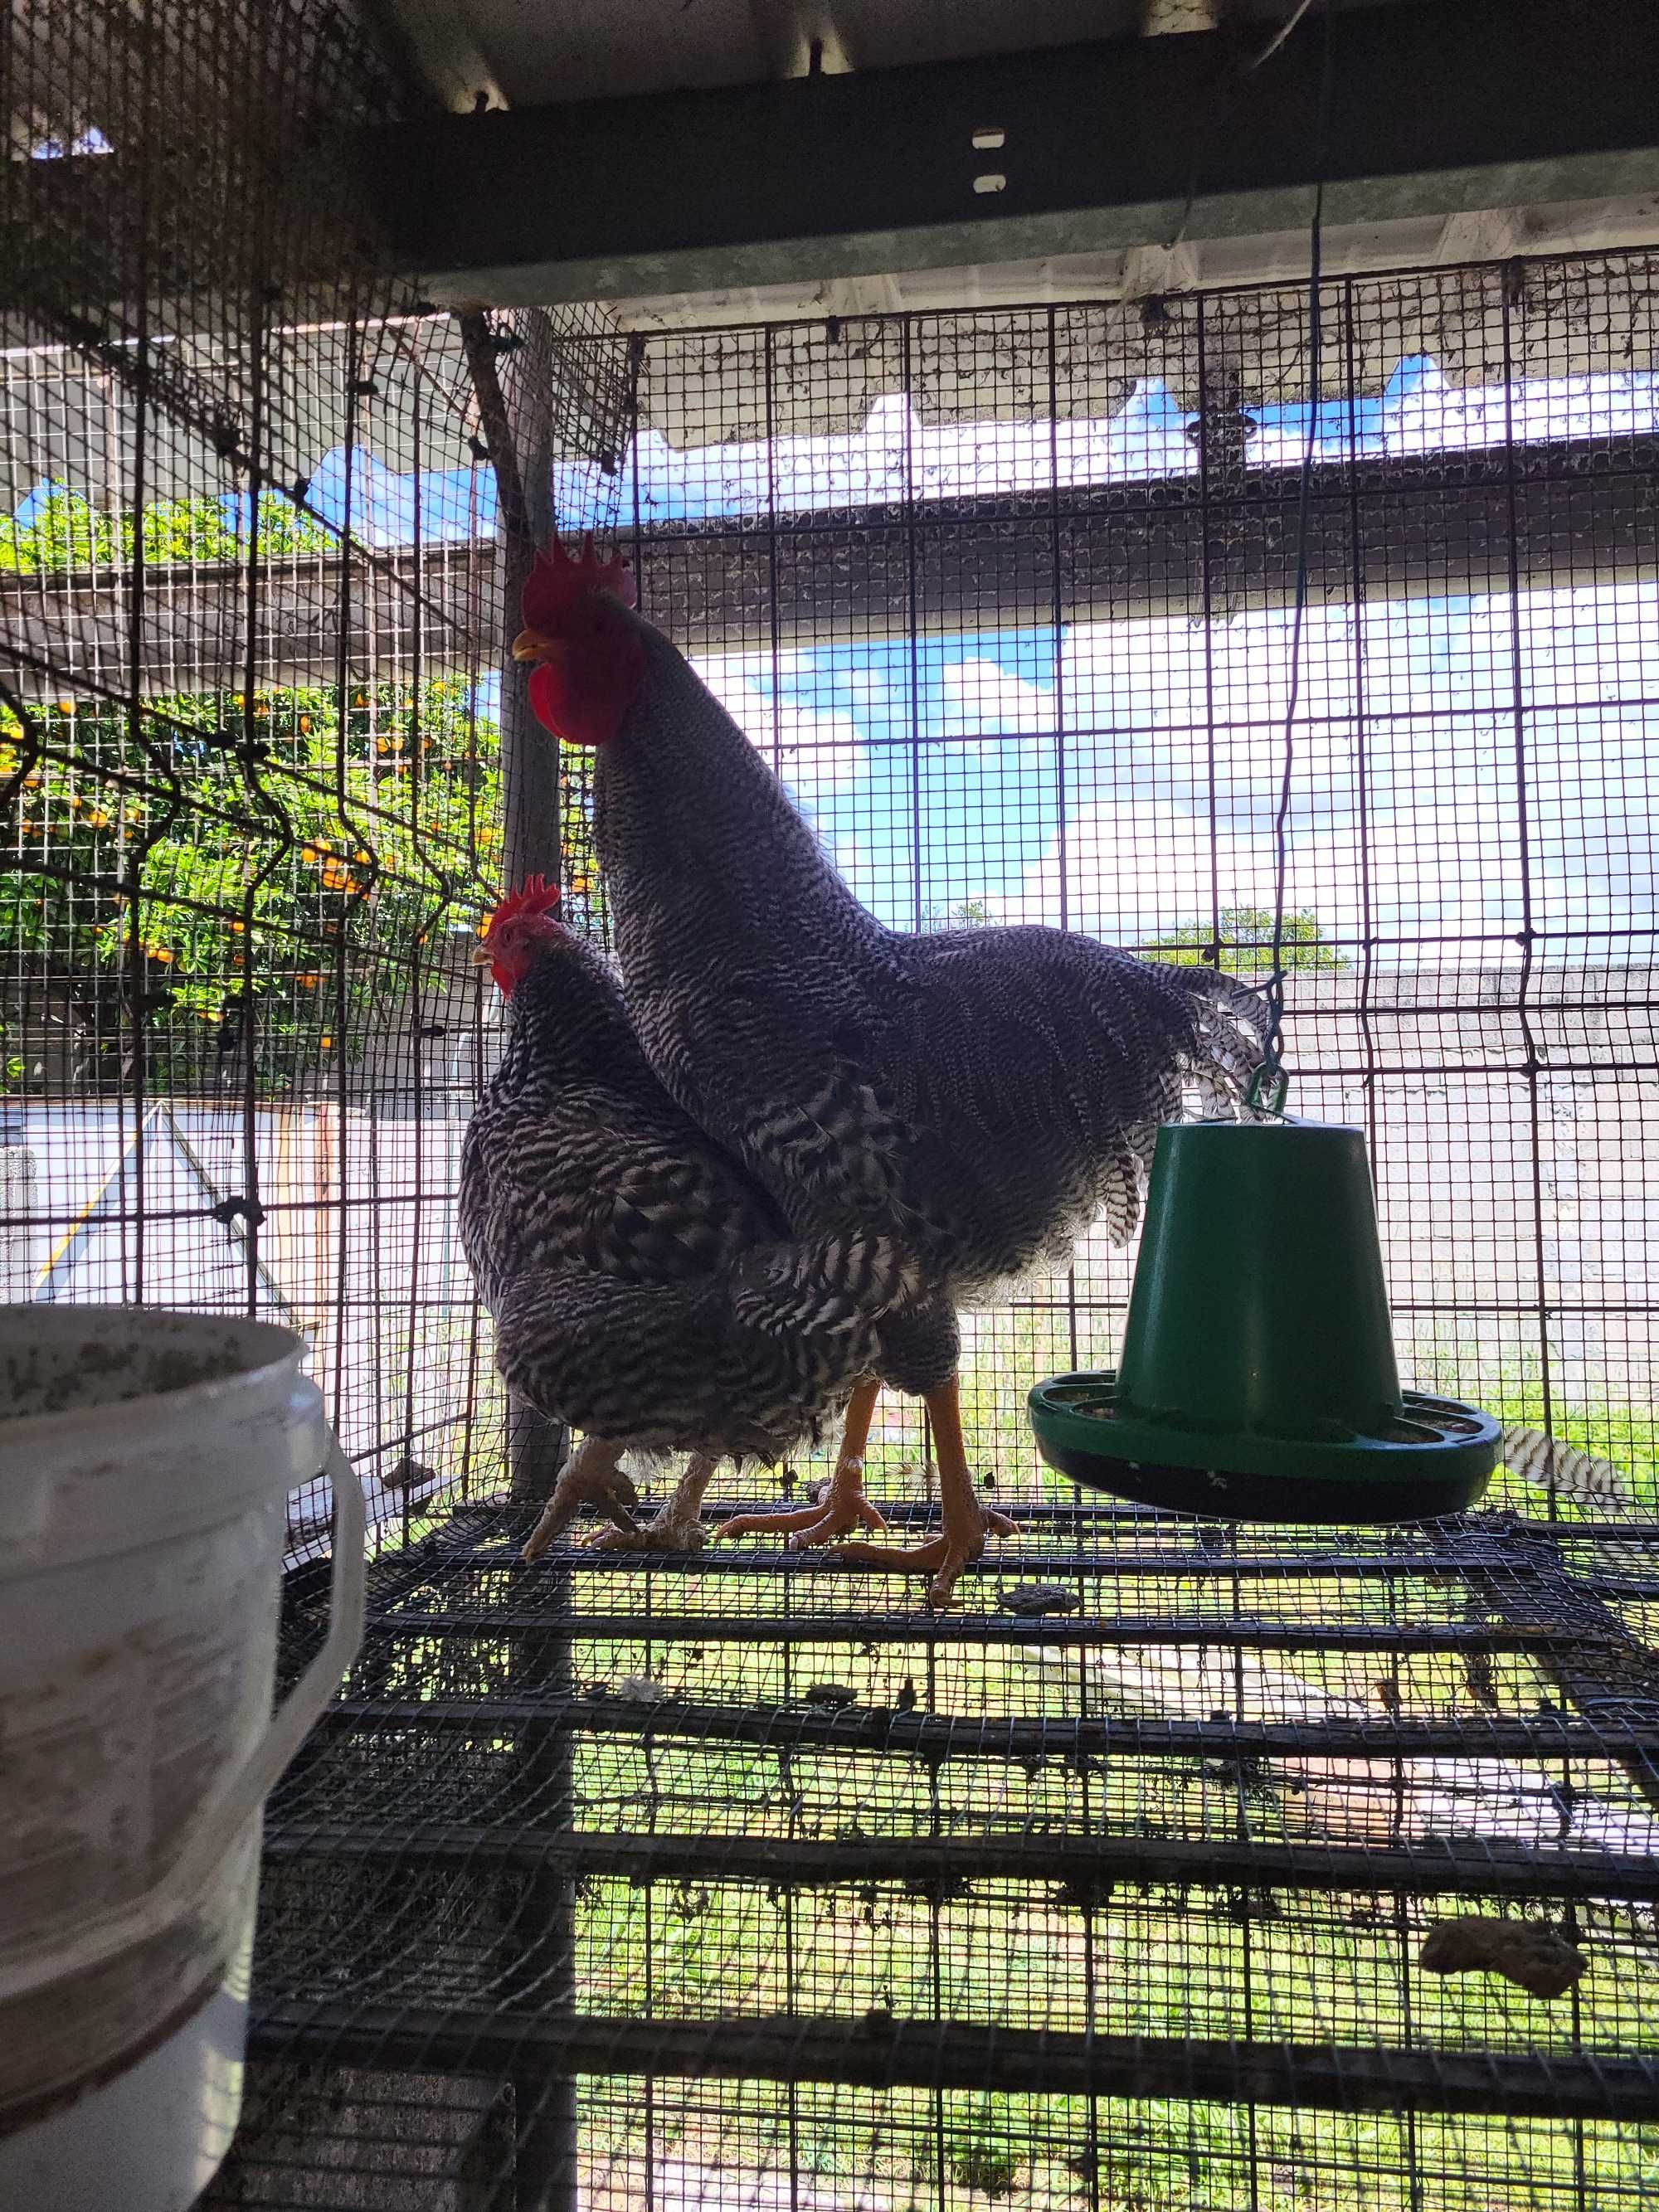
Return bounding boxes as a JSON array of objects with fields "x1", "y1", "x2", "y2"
[{"x1": 0, "y1": 1305, "x2": 365, "y2": 2211}]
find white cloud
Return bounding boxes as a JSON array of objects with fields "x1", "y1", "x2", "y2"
[
  {"x1": 838, "y1": 667, "x2": 895, "y2": 712},
  {"x1": 693, "y1": 585, "x2": 1658, "y2": 952},
  {"x1": 691, "y1": 651, "x2": 867, "y2": 796},
  {"x1": 605, "y1": 370, "x2": 1659, "y2": 527},
  {"x1": 1382, "y1": 363, "x2": 1659, "y2": 456},
  {"x1": 994, "y1": 798, "x2": 1273, "y2": 940},
  {"x1": 1062, "y1": 605, "x2": 1367, "y2": 736},
  {"x1": 934, "y1": 659, "x2": 1054, "y2": 744},
  {"x1": 1035, "y1": 586, "x2": 1659, "y2": 948},
  {"x1": 997, "y1": 762, "x2": 1524, "y2": 950},
  {"x1": 776, "y1": 699, "x2": 867, "y2": 799}
]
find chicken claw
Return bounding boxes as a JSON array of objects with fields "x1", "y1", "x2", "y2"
[
  {"x1": 522, "y1": 1437, "x2": 639, "y2": 1563},
  {"x1": 588, "y1": 1455, "x2": 717, "y2": 1554},
  {"x1": 827, "y1": 1376, "x2": 1014, "y2": 1608},
  {"x1": 832, "y1": 1501, "x2": 1018, "y2": 1611},
  {"x1": 590, "y1": 1510, "x2": 707, "y2": 1553},
  {"x1": 714, "y1": 1459, "x2": 888, "y2": 1545},
  {"x1": 714, "y1": 1378, "x2": 885, "y2": 1547}
]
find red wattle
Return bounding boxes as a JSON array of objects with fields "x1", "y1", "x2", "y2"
[{"x1": 527, "y1": 659, "x2": 569, "y2": 738}]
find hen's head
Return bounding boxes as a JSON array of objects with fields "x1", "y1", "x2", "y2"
[
  {"x1": 474, "y1": 875, "x2": 566, "y2": 995},
  {"x1": 513, "y1": 535, "x2": 645, "y2": 747}
]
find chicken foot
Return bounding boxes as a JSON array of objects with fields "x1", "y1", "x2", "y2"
[
  {"x1": 521, "y1": 1435, "x2": 640, "y2": 1563},
  {"x1": 715, "y1": 1377, "x2": 888, "y2": 1546},
  {"x1": 587, "y1": 1453, "x2": 718, "y2": 1553},
  {"x1": 830, "y1": 1377, "x2": 1014, "y2": 1610}
]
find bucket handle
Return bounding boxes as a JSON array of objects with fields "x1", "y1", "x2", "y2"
[{"x1": 0, "y1": 1428, "x2": 365, "y2": 2006}]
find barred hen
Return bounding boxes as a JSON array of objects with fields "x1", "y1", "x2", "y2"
[
  {"x1": 460, "y1": 878, "x2": 914, "y2": 1562},
  {"x1": 513, "y1": 542, "x2": 1267, "y2": 1602}
]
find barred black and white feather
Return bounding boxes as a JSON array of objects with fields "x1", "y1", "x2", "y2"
[
  {"x1": 460, "y1": 930, "x2": 915, "y2": 1461},
  {"x1": 1501, "y1": 1425, "x2": 1627, "y2": 1505},
  {"x1": 590, "y1": 608, "x2": 1269, "y2": 1305}
]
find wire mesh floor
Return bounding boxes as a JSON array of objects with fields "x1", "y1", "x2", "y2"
[{"x1": 209, "y1": 1495, "x2": 1659, "y2": 2209}]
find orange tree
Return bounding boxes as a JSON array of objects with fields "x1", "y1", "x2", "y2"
[
  {"x1": 2, "y1": 671, "x2": 502, "y2": 1096},
  {"x1": 0, "y1": 485, "x2": 334, "y2": 571},
  {"x1": 2, "y1": 485, "x2": 508, "y2": 1093}
]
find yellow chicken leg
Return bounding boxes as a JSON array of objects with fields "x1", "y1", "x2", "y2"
[
  {"x1": 715, "y1": 1377, "x2": 888, "y2": 1545},
  {"x1": 830, "y1": 1377, "x2": 1014, "y2": 1609}
]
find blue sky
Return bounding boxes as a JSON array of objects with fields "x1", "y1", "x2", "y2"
[
  {"x1": 555, "y1": 353, "x2": 1659, "y2": 526},
  {"x1": 16, "y1": 357, "x2": 1656, "y2": 958},
  {"x1": 693, "y1": 586, "x2": 1657, "y2": 953}
]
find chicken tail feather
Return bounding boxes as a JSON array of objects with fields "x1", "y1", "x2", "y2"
[{"x1": 1152, "y1": 963, "x2": 1273, "y2": 1118}]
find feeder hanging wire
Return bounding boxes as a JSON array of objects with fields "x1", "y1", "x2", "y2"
[{"x1": 1254, "y1": 0, "x2": 1334, "y2": 1115}]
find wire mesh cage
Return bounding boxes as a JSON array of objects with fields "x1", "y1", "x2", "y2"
[{"x1": 7, "y1": 4, "x2": 1659, "y2": 2209}]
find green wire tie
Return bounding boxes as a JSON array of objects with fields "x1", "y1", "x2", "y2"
[{"x1": 1245, "y1": 1063, "x2": 1289, "y2": 1118}]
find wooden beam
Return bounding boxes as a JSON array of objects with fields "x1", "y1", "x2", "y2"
[
  {"x1": 641, "y1": 436, "x2": 1659, "y2": 658},
  {"x1": 0, "y1": 542, "x2": 495, "y2": 702}
]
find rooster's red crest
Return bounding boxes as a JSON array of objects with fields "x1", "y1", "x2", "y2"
[
  {"x1": 521, "y1": 535, "x2": 638, "y2": 632},
  {"x1": 484, "y1": 875, "x2": 562, "y2": 939}
]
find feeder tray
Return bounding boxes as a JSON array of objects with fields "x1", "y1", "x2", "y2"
[{"x1": 1029, "y1": 1117, "x2": 1501, "y2": 1523}]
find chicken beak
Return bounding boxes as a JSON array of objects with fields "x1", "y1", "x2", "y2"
[
  {"x1": 469, "y1": 942, "x2": 495, "y2": 967},
  {"x1": 512, "y1": 627, "x2": 561, "y2": 665}
]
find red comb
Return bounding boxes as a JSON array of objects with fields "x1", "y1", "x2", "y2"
[
  {"x1": 521, "y1": 534, "x2": 638, "y2": 631},
  {"x1": 484, "y1": 874, "x2": 562, "y2": 936}
]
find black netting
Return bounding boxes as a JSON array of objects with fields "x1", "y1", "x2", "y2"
[{"x1": 6, "y1": 7, "x2": 1659, "y2": 2206}]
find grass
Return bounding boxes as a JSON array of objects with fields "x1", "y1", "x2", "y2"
[{"x1": 572, "y1": 2083, "x2": 1659, "y2": 2209}]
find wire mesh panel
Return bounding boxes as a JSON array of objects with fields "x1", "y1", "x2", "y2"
[
  {"x1": 621, "y1": 270, "x2": 1659, "y2": 1512},
  {"x1": 7, "y1": 7, "x2": 1659, "y2": 2200},
  {"x1": 0, "y1": 328, "x2": 514, "y2": 1546},
  {"x1": 237, "y1": 1506, "x2": 1659, "y2": 2210},
  {"x1": 0, "y1": 0, "x2": 525, "y2": 1549},
  {"x1": 212, "y1": 262, "x2": 1659, "y2": 2207}
]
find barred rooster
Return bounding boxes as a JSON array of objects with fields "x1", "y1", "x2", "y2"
[
  {"x1": 513, "y1": 541, "x2": 1267, "y2": 1602},
  {"x1": 460, "y1": 878, "x2": 915, "y2": 1562}
]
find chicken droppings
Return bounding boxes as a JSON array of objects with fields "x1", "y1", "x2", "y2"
[
  {"x1": 999, "y1": 1582, "x2": 1080, "y2": 1616},
  {"x1": 801, "y1": 1683, "x2": 858, "y2": 1709},
  {"x1": 1418, "y1": 1916, "x2": 1588, "y2": 2000}
]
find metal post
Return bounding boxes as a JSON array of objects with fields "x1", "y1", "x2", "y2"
[
  {"x1": 503, "y1": 1564, "x2": 581, "y2": 2210},
  {"x1": 507, "y1": 1395, "x2": 570, "y2": 1505},
  {"x1": 461, "y1": 306, "x2": 570, "y2": 1509},
  {"x1": 460, "y1": 306, "x2": 580, "y2": 2212}
]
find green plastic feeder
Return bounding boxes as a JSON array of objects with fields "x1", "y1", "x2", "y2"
[{"x1": 1029, "y1": 1119, "x2": 1500, "y2": 1522}]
